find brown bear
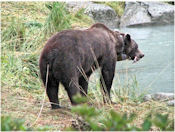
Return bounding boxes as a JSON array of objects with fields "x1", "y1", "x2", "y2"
[{"x1": 39, "y1": 23, "x2": 144, "y2": 109}]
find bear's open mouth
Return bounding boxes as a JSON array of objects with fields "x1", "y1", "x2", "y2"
[{"x1": 133, "y1": 56, "x2": 140, "y2": 63}]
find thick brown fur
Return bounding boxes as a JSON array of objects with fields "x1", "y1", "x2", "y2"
[{"x1": 39, "y1": 23, "x2": 144, "y2": 109}]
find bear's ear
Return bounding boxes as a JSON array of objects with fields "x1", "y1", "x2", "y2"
[
  {"x1": 118, "y1": 33, "x2": 125, "y2": 39},
  {"x1": 125, "y1": 34, "x2": 131, "y2": 42}
]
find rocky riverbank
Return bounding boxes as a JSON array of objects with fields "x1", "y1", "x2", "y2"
[
  {"x1": 120, "y1": 2, "x2": 174, "y2": 27},
  {"x1": 66, "y1": 1, "x2": 119, "y2": 28},
  {"x1": 66, "y1": 1, "x2": 174, "y2": 28},
  {"x1": 144, "y1": 92, "x2": 174, "y2": 106}
]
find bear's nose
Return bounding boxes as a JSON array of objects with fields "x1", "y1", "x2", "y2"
[{"x1": 140, "y1": 54, "x2": 144, "y2": 58}]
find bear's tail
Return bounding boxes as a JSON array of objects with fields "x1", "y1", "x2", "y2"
[
  {"x1": 39, "y1": 54, "x2": 57, "y2": 87},
  {"x1": 39, "y1": 49, "x2": 59, "y2": 87},
  {"x1": 39, "y1": 57, "x2": 48, "y2": 87}
]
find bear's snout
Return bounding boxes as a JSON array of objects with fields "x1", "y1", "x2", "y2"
[
  {"x1": 133, "y1": 51, "x2": 144, "y2": 63},
  {"x1": 139, "y1": 54, "x2": 144, "y2": 58}
]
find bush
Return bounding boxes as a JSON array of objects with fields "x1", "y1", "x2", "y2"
[
  {"x1": 1, "y1": 115, "x2": 50, "y2": 131},
  {"x1": 68, "y1": 102, "x2": 174, "y2": 131},
  {"x1": 1, "y1": 116, "x2": 29, "y2": 131}
]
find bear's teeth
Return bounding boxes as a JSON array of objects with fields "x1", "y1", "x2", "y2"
[{"x1": 133, "y1": 56, "x2": 137, "y2": 63}]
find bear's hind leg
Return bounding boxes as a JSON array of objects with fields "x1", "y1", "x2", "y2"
[
  {"x1": 46, "y1": 78, "x2": 60, "y2": 109},
  {"x1": 62, "y1": 77, "x2": 80, "y2": 105}
]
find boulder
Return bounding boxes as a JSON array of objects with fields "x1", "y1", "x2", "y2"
[
  {"x1": 120, "y1": 2, "x2": 174, "y2": 27},
  {"x1": 66, "y1": 2, "x2": 119, "y2": 28},
  {"x1": 85, "y1": 3, "x2": 119, "y2": 28},
  {"x1": 143, "y1": 2, "x2": 174, "y2": 24},
  {"x1": 120, "y1": 2, "x2": 151, "y2": 27},
  {"x1": 167, "y1": 100, "x2": 175, "y2": 106}
]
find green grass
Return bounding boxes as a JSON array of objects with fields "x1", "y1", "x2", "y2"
[
  {"x1": 69, "y1": 103, "x2": 174, "y2": 131},
  {"x1": 1, "y1": 115, "x2": 51, "y2": 131},
  {"x1": 1, "y1": 1, "x2": 174, "y2": 131},
  {"x1": 44, "y1": 2, "x2": 71, "y2": 36},
  {"x1": 104, "y1": 2, "x2": 125, "y2": 17},
  {"x1": 1, "y1": 2, "x2": 94, "y2": 130},
  {"x1": 94, "y1": 1, "x2": 125, "y2": 17},
  {"x1": 1, "y1": 1, "x2": 94, "y2": 89}
]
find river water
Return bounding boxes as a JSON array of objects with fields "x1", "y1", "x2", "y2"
[{"x1": 113, "y1": 24, "x2": 174, "y2": 94}]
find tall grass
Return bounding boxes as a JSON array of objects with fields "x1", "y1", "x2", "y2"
[
  {"x1": 2, "y1": 18, "x2": 26, "y2": 51},
  {"x1": 87, "y1": 70, "x2": 146, "y2": 105},
  {"x1": 112, "y1": 74, "x2": 147, "y2": 103},
  {"x1": 44, "y1": 2, "x2": 71, "y2": 36},
  {"x1": 1, "y1": 2, "x2": 72, "y2": 91},
  {"x1": 1, "y1": 53, "x2": 41, "y2": 91}
]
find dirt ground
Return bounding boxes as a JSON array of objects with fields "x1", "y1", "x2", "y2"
[{"x1": 1, "y1": 85, "x2": 174, "y2": 131}]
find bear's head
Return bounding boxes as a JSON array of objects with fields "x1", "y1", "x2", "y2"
[
  {"x1": 123, "y1": 34, "x2": 144, "y2": 63},
  {"x1": 114, "y1": 32, "x2": 144, "y2": 63}
]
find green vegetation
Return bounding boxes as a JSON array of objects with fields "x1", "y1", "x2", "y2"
[
  {"x1": 104, "y1": 2, "x2": 125, "y2": 17},
  {"x1": 69, "y1": 103, "x2": 174, "y2": 131},
  {"x1": 94, "y1": 1, "x2": 125, "y2": 17},
  {"x1": 1, "y1": 2, "x2": 93, "y2": 130},
  {"x1": 1, "y1": 2, "x2": 93, "y2": 91},
  {"x1": 1, "y1": 2, "x2": 174, "y2": 131},
  {"x1": 1, "y1": 116, "x2": 50, "y2": 131},
  {"x1": 1, "y1": 116, "x2": 28, "y2": 131},
  {"x1": 44, "y1": 2, "x2": 71, "y2": 36}
]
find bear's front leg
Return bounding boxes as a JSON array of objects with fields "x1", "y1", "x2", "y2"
[
  {"x1": 100, "y1": 60, "x2": 116, "y2": 104},
  {"x1": 79, "y1": 70, "x2": 92, "y2": 96}
]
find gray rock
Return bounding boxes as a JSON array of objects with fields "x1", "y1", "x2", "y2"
[
  {"x1": 143, "y1": 2, "x2": 174, "y2": 24},
  {"x1": 167, "y1": 100, "x2": 175, "y2": 106},
  {"x1": 66, "y1": 2, "x2": 119, "y2": 28},
  {"x1": 143, "y1": 94, "x2": 152, "y2": 101},
  {"x1": 85, "y1": 3, "x2": 119, "y2": 28},
  {"x1": 120, "y1": 2, "x2": 151, "y2": 27},
  {"x1": 152, "y1": 92, "x2": 174, "y2": 101},
  {"x1": 120, "y1": 2, "x2": 174, "y2": 27}
]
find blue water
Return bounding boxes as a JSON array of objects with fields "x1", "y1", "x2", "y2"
[{"x1": 114, "y1": 25, "x2": 174, "y2": 93}]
